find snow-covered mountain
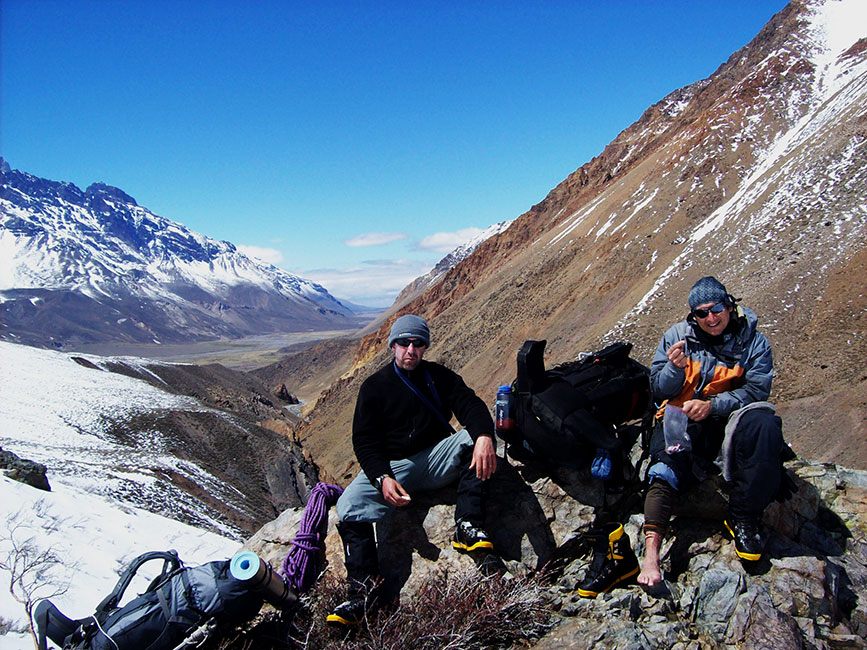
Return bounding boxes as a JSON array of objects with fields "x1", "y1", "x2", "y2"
[
  {"x1": 0, "y1": 341, "x2": 316, "y2": 536},
  {"x1": 393, "y1": 219, "x2": 513, "y2": 307},
  {"x1": 0, "y1": 163, "x2": 357, "y2": 348}
]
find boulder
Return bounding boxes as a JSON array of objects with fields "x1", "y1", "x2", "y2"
[
  {"x1": 274, "y1": 383, "x2": 299, "y2": 404},
  {"x1": 0, "y1": 446, "x2": 51, "y2": 491}
]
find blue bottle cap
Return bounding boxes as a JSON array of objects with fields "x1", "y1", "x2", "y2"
[{"x1": 498, "y1": 385, "x2": 511, "y2": 392}]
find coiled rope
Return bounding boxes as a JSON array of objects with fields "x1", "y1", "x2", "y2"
[{"x1": 280, "y1": 482, "x2": 343, "y2": 594}]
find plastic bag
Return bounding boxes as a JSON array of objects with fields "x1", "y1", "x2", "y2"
[{"x1": 663, "y1": 404, "x2": 691, "y2": 454}]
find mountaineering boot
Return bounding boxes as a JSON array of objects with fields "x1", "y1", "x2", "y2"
[
  {"x1": 577, "y1": 522, "x2": 639, "y2": 598},
  {"x1": 327, "y1": 594, "x2": 367, "y2": 627},
  {"x1": 327, "y1": 521, "x2": 381, "y2": 626},
  {"x1": 453, "y1": 519, "x2": 494, "y2": 553},
  {"x1": 724, "y1": 518, "x2": 763, "y2": 562}
]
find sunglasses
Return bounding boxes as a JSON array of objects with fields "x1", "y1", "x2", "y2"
[
  {"x1": 393, "y1": 338, "x2": 427, "y2": 348},
  {"x1": 692, "y1": 302, "x2": 726, "y2": 319}
]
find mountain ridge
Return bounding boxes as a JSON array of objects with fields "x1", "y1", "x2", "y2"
[
  {"x1": 0, "y1": 162, "x2": 361, "y2": 347},
  {"x1": 292, "y1": 0, "x2": 867, "y2": 482},
  {"x1": 0, "y1": 339, "x2": 318, "y2": 537}
]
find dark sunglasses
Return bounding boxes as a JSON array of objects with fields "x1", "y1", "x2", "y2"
[
  {"x1": 394, "y1": 338, "x2": 427, "y2": 348},
  {"x1": 692, "y1": 302, "x2": 726, "y2": 319}
]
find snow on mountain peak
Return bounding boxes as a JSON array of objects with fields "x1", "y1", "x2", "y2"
[
  {"x1": 809, "y1": 0, "x2": 867, "y2": 60},
  {"x1": 0, "y1": 163, "x2": 357, "y2": 346}
]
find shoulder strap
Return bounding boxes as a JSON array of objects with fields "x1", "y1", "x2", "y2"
[{"x1": 393, "y1": 362, "x2": 456, "y2": 434}]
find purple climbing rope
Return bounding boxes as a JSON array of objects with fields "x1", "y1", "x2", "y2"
[{"x1": 280, "y1": 482, "x2": 343, "y2": 594}]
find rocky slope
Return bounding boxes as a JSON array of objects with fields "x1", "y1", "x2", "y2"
[
  {"x1": 0, "y1": 341, "x2": 318, "y2": 537},
  {"x1": 392, "y1": 219, "x2": 515, "y2": 309},
  {"x1": 251, "y1": 335, "x2": 362, "y2": 412},
  {"x1": 248, "y1": 448, "x2": 867, "y2": 649},
  {"x1": 0, "y1": 161, "x2": 358, "y2": 348},
  {"x1": 294, "y1": 0, "x2": 867, "y2": 482}
]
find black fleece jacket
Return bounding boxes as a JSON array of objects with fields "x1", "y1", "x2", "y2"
[{"x1": 351, "y1": 359, "x2": 494, "y2": 483}]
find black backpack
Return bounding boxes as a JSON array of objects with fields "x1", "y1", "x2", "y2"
[
  {"x1": 506, "y1": 340, "x2": 650, "y2": 467},
  {"x1": 35, "y1": 550, "x2": 264, "y2": 650}
]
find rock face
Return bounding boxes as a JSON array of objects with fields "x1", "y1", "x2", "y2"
[{"x1": 245, "y1": 451, "x2": 867, "y2": 650}]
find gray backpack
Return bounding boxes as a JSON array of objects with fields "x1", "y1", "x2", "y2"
[{"x1": 36, "y1": 550, "x2": 264, "y2": 650}]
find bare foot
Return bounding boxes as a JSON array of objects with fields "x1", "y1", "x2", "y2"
[
  {"x1": 638, "y1": 562, "x2": 662, "y2": 587},
  {"x1": 638, "y1": 530, "x2": 663, "y2": 587}
]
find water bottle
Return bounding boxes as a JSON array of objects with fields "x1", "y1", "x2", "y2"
[
  {"x1": 663, "y1": 404, "x2": 691, "y2": 454},
  {"x1": 495, "y1": 385, "x2": 515, "y2": 436}
]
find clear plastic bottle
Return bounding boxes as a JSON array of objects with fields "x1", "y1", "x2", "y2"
[{"x1": 495, "y1": 385, "x2": 515, "y2": 435}]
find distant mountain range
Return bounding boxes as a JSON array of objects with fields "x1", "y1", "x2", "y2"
[
  {"x1": 0, "y1": 160, "x2": 360, "y2": 347},
  {"x1": 0, "y1": 160, "x2": 513, "y2": 349}
]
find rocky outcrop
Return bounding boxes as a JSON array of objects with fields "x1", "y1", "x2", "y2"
[
  {"x1": 273, "y1": 383, "x2": 298, "y2": 404},
  {"x1": 245, "y1": 452, "x2": 866, "y2": 649},
  {"x1": 0, "y1": 446, "x2": 51, "y2": 491}
]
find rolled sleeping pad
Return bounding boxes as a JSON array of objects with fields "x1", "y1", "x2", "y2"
[{"x1": 229, "y1": 551, "x2": 297, "y2": 608}]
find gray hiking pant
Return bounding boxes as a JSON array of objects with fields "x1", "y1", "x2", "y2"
[{"x1": 337, "y1": 429, "x2": 482, "y2": 524}]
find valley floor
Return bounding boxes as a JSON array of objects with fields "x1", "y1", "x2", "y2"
[{"x1": 58, "y1": 329, "x2": 363, "y2": 370}]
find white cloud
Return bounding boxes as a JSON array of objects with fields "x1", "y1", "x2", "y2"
[
  {"x1": 417, "y1": 227, "x2": 485, "y2": 253},
  {"x1": 303, "y1": 258, "x2": 434, "y2": 307},
  {"x1": 344, "y1": 232, "x2": 407, "y2": 247},
  {"x1": 236, "y1": 244, "x2": 284, "y2": 265}
]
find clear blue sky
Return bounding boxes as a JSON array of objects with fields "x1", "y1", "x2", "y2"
[{"x1": 1, "y1": 1, "x2": 788, "y2": 306}]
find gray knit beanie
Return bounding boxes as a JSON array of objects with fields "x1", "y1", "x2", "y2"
[
  {"x1": 688, "y1": 276, "x2": 729, "y2": 310},
  {"x1": 387, "y1": 314, "x2": 431, "y2": 348}
]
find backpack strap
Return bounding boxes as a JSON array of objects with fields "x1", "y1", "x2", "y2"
[
  {"x1": 34, "y1": 600, "x2": 90, "y2": 650},
  {"x1": 95, "y1": 550, "x2": 182, "y2": 616},
  {"x1": 392, "y1": 362, "x2": 456, "y2": 434}
]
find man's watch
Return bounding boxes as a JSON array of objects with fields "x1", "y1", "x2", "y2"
[{"x1": 374, "y1": 474, "x2": 390, "y2": 493}]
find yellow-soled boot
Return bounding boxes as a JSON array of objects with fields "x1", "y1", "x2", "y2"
[{"x1": 577, "y1": 523, "x2": 639, "y2": 598}]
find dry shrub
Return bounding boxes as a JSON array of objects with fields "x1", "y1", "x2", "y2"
[
  {"x1": 216, "y1": 567, "x2": 554, "y2": 650},
  {"x1": 295, "y1": 567, "x2": 554, "y2": 650}
]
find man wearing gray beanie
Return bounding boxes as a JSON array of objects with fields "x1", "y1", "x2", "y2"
[
  {"x1": 637, "y1": 276, "x2": 787, "y2": 589},
  {"x1": 328, "y1": 314, "x2": 497, "y2": 626}
]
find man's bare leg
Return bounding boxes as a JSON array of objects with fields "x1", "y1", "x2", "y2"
[{"x1": 638, "y1": 530, "x2": 663, "y2": 587}]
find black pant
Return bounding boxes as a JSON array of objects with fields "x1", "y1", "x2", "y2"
[
  {"x1": 339, "y1": 443, "x2": 488, "y2": 587},
  {"x1": 455, "y1": 441, "x2": 488, "y2": 525},
  {"x1": 649, "y1": 408, "x2": 783, "y2": 520}
]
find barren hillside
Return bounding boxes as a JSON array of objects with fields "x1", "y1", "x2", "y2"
[{"x1": 293, "y1": 0, "x2": 867, "y2": 481}]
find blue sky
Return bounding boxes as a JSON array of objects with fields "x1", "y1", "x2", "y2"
[{"x1": 1, "y1": 1, "x2": 788, "y2": 306}]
